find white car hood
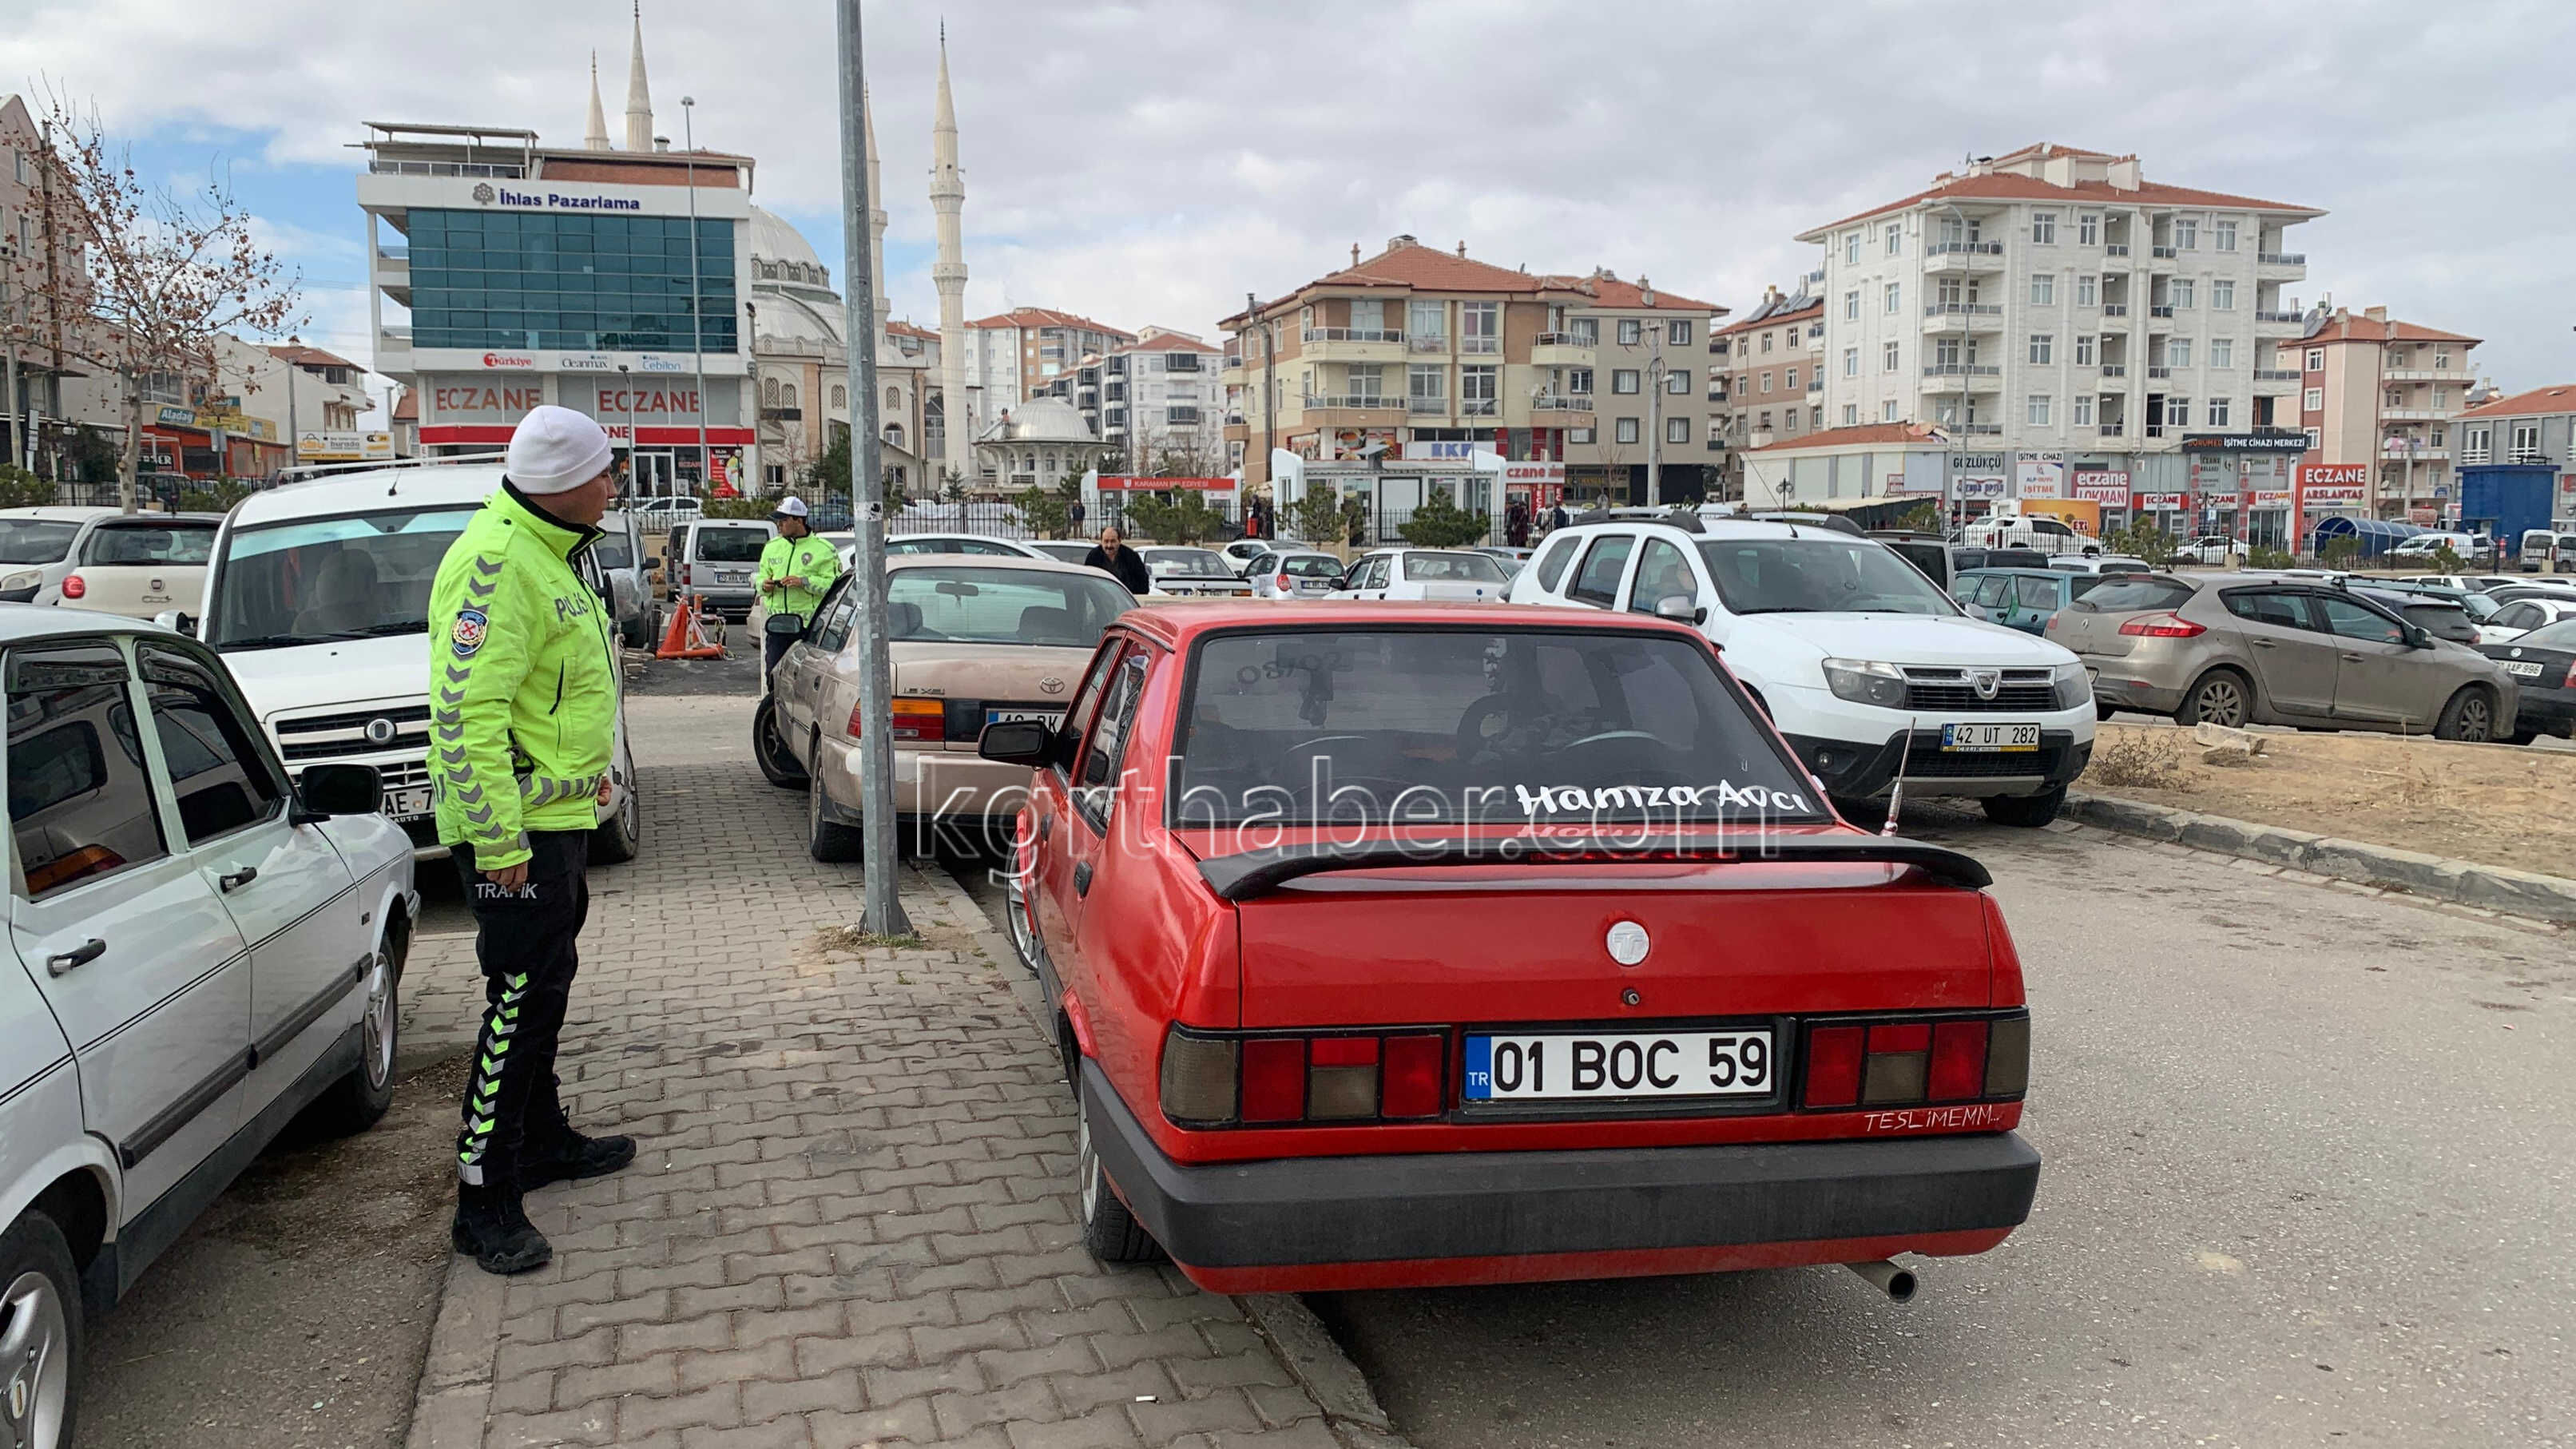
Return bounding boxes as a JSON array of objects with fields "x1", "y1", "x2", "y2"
[
  {"x1": 1727, "y1": 611, "x2": 2077, "y2": 667},
  {"x1": 221, "y1": 635, "x2": 431, "y2": 720}
]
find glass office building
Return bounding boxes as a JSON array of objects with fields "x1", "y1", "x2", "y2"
[{"x1": 403, "y1": 209, "x2": 737, "y2": 355}]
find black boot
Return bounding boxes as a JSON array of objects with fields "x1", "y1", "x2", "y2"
[
  {"x1": 451, "y1": 1184, "x2": 552, "y2": 1274},
  {"x1": 520, "y1": 1132, "x2": 637, "y2": 1189}
]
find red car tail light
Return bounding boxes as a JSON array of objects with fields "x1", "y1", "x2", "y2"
[
  {"x1": 1927, "y1": 1020, "x2": 1990, "y2": 1102},
  {"x1": 849, "y1": 695, "x2": 944, "y2": 742},
  {"x1": 2563, "y1": 659, "x2": 2576, "y2": 689},
  {"x1": 1800, "y1": 1012, "x2": 2029, "y2": 1112},
  {"x1": 61, "y1": 573, "x2": 85, "y2": 599},
  {"x1": 1801, "y1": 1026, "x2": 1864, "y2": 1108},
  {"x1": 2118, "y1": 611, "x2": 2205, "y2": 637},
  {"x1": 1161, "y1": 1026, "x2": 1449, "y2": 1127},
  {"x1": 1239, "y1": 1038, "x2": 1304, "y2": 1122}
]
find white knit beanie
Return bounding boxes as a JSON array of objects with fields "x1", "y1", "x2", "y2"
[{"x1": 506, "y1": 405, "x2": 616, "y2": 495}]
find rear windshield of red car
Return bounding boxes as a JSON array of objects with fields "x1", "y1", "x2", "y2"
[{"x1": 1169, "y1": 628, "x2": 1824, "y2": 828}]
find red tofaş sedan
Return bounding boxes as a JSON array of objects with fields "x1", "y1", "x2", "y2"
[{"x1": 978, "y1": 601, "x2": 2040, "y2": 1297}]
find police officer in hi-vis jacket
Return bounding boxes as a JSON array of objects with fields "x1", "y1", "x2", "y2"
[{"x1": 427, "y1": 405, "x2": 636, "y2": 1274}]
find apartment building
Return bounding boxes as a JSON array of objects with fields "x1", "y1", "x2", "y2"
[
  {"x1": 1103, "y1": 327, "x2": 1223, "y2": 472},
  {"x1": 967, "y1": 307, "x2": 1134, "y2": 443},
  {"x1": 1223, "y1": 236, "x2": 1724, "y2": 503},
  {"x1": 1796, "y1": 142, "x2": 2323, "y2": 525},
  {"x1": 1564, "y1": 271, "x2": 1725, "y2": 502},
  {"x1": 2274, "y1": 306, "x2": 2481, "y2": 522},
  {"x1": 2455, "y1": 384, "x2": 2576, "y2": 528},
  {"x1": 1709, "y1": 281, "x2": 1826, "y2": 498}
]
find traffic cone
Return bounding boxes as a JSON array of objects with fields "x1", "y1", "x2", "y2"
[{"x1": 654, "y1": 595, "x2": 725, "y2": 660}]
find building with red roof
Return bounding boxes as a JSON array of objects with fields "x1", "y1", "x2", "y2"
[
  {"x1": 2271, "y1": 304, "x2": 2484, "y2": 522},
  {"x1": 1791, "y1": 142, "x2": 2326, "y2": 547},
  {"x1": 1222, "y1": 236, "x2": 1727, "y2": 506}
]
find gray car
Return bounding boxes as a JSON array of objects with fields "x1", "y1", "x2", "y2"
[{"x1": 2054, "y1": 572, "x2": 2518, "y2": 740}]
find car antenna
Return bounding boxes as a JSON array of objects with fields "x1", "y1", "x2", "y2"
[{"x1": 1880, "y1": 719, "x2": 1917, "y2": 836}]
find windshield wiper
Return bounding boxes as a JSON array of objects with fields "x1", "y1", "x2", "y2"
[
  {"x1": 214, "y1": 633, "x2": 322, "y2": 650},
  {"x1": 350, "y1": 621, "x2": 428, "y2": 636}
]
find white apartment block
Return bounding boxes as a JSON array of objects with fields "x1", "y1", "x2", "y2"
[
  {"x1": 1799, "y1": 143, "x2": 2321, "y2": 471},
  {"x1": 1105, "y1": 328, "x2": 1224, "y2": 471}
]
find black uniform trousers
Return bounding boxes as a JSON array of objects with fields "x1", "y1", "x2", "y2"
[{"x1": 452, "y1": 830, "x2": 591, "y2": 1189}]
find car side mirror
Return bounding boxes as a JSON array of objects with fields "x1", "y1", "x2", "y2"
[
  {"x1": 2406, "y1": 625, "x2": 2434, "y2": 649},
  {"x1": 293, "y1": 762, "x2": 384, "y2": 823},
  {"x1": 1654, "y1": 594, "x2": 1707, "y2": 625},
  {"x1": 978, "y1": 719, "x2": 1053, "y2": 767},
  {"x1": 153, "y1": 609, "x2": 199, "y2": 637}
]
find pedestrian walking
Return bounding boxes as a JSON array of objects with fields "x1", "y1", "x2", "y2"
[
  {"x1": 1549, "y1": 501, "x2": 1570, "y2": 533},
  {"x1": 427, "y1": 404, "x2": 635, "y2": 1276},
  {"x1": 1506, "y1": 500, "x2": 1530, "y2": 549},
  {"x1": 1083, "y1": 523, "x2": 1153, "y2": 594},
  {"x1": 756, "y1": 495, "x2": 843, "y2": 677}
]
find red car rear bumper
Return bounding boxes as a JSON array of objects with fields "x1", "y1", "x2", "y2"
[{"x1": 1082, "y1": 1064, "x2": 2041, "y2": 1294}]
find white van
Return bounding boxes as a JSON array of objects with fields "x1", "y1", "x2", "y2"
[
  {"x1": 180, "y1": 461, "x2": 641, "y2": 863},
  {"x1": 2516, "y1": 528, "x2": 2570, "y2": 574},
  {"x1": 664, "y1": 517, "x2": 776, "y2": 623}
]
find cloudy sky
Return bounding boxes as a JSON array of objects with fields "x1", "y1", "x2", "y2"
[{"x1": 7, "y1": 0, "x2": 2572, "y2": 406}]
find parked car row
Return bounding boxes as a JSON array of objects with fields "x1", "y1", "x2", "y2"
[{"x1": 757, "y1": 546, "x2": 2042, "y2": 1298}]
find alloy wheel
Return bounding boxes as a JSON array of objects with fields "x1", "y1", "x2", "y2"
[
  {"x1": 360, "y1": 951, "x2": 396, "y2": 1091},
  {"x1": 1076, "y1": 1104, "x2": 1101, "y2": 1225},
  {"x1": 0, "y1": 1269, "x2": 69, "y2": 1449},
  {"x1": 2459, "y1": 695, "x2": 2492, "y2": 741},
  {"x1": 2197, "y1": 677, "x2": 2246, "y2": 727}
]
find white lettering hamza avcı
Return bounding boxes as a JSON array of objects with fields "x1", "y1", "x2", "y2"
[{"x1": 1512, "y1": 782, "x2": 1812, "y2": 815}]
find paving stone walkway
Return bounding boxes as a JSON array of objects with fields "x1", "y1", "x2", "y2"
[{"x1": 400, "y1": 705, "x2": 1345, "y2": 1448}]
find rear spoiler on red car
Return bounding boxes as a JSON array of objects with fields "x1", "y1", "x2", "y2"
[{"x1": 1197, "y1": 835, "x2": 1994, "y2": 901}]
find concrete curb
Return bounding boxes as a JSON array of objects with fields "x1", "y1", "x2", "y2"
[
  {"x1": 923, "y1": 862, "x2": 1418, "y2": 1449},
  {"x1": 2065, "y1": 791, "x2": 2576, "y2": 923},
  {"x1": 401, "y1": 1246, "x2": 506, "y2": 1449}
]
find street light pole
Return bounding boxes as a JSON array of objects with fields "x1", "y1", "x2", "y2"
[
  {"x1": 1645, "y1": 318, "x2": 1665, "y2": 506},
  {"x1": 682, "y1": 98, "x2": 712, "y2": 495},
  {"x1": 835, "y1": 0, "x2": 907, "y2": 935},
  {"x1": 616, "y1": 363, "x2": 634, "y2": 496}
]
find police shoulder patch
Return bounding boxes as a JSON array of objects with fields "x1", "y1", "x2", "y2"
[{"x1": 451, "y1": 606, "x2": 490, "y2": 657}]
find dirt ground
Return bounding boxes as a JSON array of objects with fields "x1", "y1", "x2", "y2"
[
  {"x1": 2082, "y1": 722, "x2": 2576, "y2": 871},
  {"x1": 79, "y1": 1054, "x2": 469, "y2": 1449}
]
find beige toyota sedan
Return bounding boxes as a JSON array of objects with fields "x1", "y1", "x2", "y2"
[{"x1": 756, "y1": 555, "x2": 1135, "y2": 859}]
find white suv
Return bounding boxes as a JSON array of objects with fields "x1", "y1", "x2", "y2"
[
  {"x1": 2, "y1": 612, "x2": 416, "y2": 1444},
  {"x1": 177, "y1": 461, "x2": 641, "y2": 863},
  {"x1": 1509, "y1": 516, "x2": 2095, "y2": 824}
]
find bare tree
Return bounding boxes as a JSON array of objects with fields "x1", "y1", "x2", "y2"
[{"x1": 2, "y1": 94, "x2": 301, "y2": 511}]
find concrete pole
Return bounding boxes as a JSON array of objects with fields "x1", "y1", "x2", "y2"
[
  {"x1": 836, "y1": 0, "x2": 908, "y2": 934},
  {"x1": 1645, "y1": 320, "x2": 1664, "y2": 506}
]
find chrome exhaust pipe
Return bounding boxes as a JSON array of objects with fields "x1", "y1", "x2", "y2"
[{"x1": 1847, "y1": 1259, "x2": 1917, "y2": 1302}]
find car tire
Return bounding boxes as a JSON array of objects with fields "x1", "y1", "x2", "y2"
[
  {"x1": 754, "y1": 699, "x2": 806, "y2": 788},
  {"x1": 2433, "y1": 686, "x2": 2497, "y2": 743},
  {"x1": 1983, "y1": 786, "x2": 2066, "y2": 828},
  {"x1": 304, "y1": 927, "x2": 405, "y2": 1137},
  {"x1": 808, "y1": 760, "x2": 864, "y2": 863},
  {"x1": 591, "y1": 768, "x2": 641, "y2": 866},
  {"x1": 2176, "y1": 668, "x2": 2252, "y2": 728},
  {"x1": 0, "y1": 1211, "x2": 82, "y2": 1449},
  {"x1": 1075, "y1": 1084, "x2": 1163, "y2": 1264}
]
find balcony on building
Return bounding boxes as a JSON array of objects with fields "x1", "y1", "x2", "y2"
[
  {"x1": 379, "y1": 324, "x2": 413, "y2": 358},
  {"x1": 1407, "y1": 394, "x2": 1448, "y2": 417},
  {"x1": 2258, "y1": 251, "x2": 2308, "y2": 280},
  {"x1": 1922, "y1": 303, "x2": 2005, "y2": 332},
  {"x1": 1297, "y1": 394, "x2": 1405, "y2": 425},
  {"x1": 2253, "y1": 367, "x2": 2300, "y2": 387},
  {"x1": 2254, "y1": 309, "x2": 2306, "y2": 331},
  {"x1": 1459, "y1": 396, "x2": 1500, "y2": 417},
  {"x1": 2382, "y1": 367, "x2": 2460, "y2": 383},
  {"x1": 2380, "y1": 407, "x2": 2455, "y2": 423},
  {"x1": 2146, "y1": 365, "x2": 2173, "y2": 380},
  {"x1": 1531, "y1": 394, "x2": 1594, "y2": 419},
  {"x1": 2103, "y1": 242, "x2": 2132, "y2": 258},
  {"x1": 1919, "y1": 363, "x2": 2002, "y2": 391},
  {"x1": 1922, "y1": 240, "x2": 2006, "y2": 272},
  {"x1": 1805, "y1": 376, "x2": 1824, "y2": 394},
  {"x1": 1530, "y1": 331, "x2": 1597, "y2": 367},
  {"x1": 1300, "y1": 326, "x2": 1407, "y2": 363}
]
